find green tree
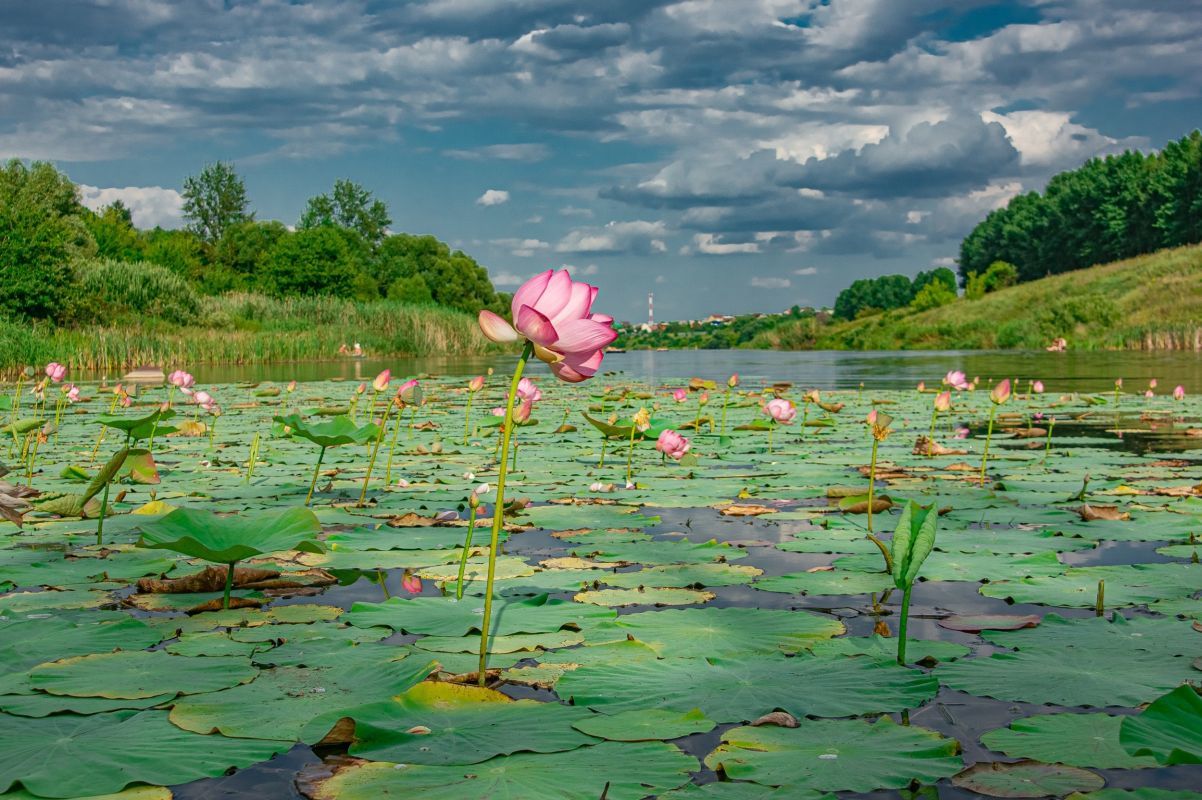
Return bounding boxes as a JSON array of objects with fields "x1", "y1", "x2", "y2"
[
  {"x1": 910, "y1": 281, "x2": 956, "y2": 311},
  {"x1": 182, "y1": 161, "x2": 251, "y2": 244},
  {"x1": 84, "y1": 201, "x2": 145, "y2": 263},
  {"x1": 0, "y1": 159, "x2": 94, "y2": 320},
  {"x1": 262, "y1": 226, "x2": 364, "y2": 297},
  {"x1": 142, "y1": 228, "x2": 206, "y2": 282},
  {"x1": 215, "y1": 219, "x2": 288, "y2": 284},
  {"x1": 1154, "y1": 130, "x2": 1202, "y2": 247},
  {"x1": 299, "y1": 179, "x2": 391, "y2": 248},
  {"x1": 912, "y1": 267, "x2": 957, "y2": 295},
  {"x1": 981, "y1": 260, "x2": 1018, "y2": 293},
  {"x1": 374, "y1": 234, "x2": 501, "y2": 314}
]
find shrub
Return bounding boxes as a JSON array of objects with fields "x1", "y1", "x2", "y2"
[
  {"x1": 911, "y1": 281, "x2": 957, "y2": 311},
  {"x1": 72, "y1": 258, "x2": 201, "y2": 325}
]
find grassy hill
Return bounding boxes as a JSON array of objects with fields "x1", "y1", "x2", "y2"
[{"x1": 750, "y1": 244, "x2": 1202, "y2": 351}]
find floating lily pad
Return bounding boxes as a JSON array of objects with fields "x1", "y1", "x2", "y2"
[
  {"x1": 573, "y1": 587, "x2": 715, "y2": 606},
  {"x1": 981, "y1": 713, "x2": 1157, "y2": 769},
  {"x1": 345, "y1": 593, "x2": 615, "y2": 637},
  {"x1": 704, "y1": 718, "x2": 962, "y2": 792},
  {"x1": 30, "y1": 650, "x2": 257, "y2": 699},
  {"x1": 571, "y1": 708, "x2": 715, "y2": 741},
  {"x1": 580, "y1": 608, "x2": 843, "y2": 658},
  {"x1": 951, "y1": 761, "x2": 1105, "y2": 798}
]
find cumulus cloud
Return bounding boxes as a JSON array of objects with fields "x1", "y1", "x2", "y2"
[
  {"x1": 794, "y1": 266, "x2": 818, "y2": 276},
  {"x1": 491, "y1": 237, "x2": 551, "y2": 257},
  {"x1": 694, "y1": 233, "x2": 760, "y2": 255},
  {"x1": 476, "y1": 189, "x2": 510, "y2": 206},
  {"x1": 556, "y1": 220, "x2": 668, "y2": 254},
  {"x1": 77, "y1": 184, "x2": 185, "y2": 229},
  {"x1": 444, "y1": 143, "x2": 551, "y2": 161}
]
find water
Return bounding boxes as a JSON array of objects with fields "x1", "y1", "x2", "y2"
[{"x1": 131, "y1": 349, "x2": 1202, "y2": 393}]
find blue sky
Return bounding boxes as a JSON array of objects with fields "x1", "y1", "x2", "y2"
[{"x1": 2, "y1": 0, "x2": 1199, "y2": 322}]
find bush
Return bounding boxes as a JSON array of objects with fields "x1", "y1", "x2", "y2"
[
  {"x1": 72, "y1": 258, "x2": 201, "y2": 325},
  {"x1": 911, "y1": 281, "x2": 957, "y2": 311},
  {"x1": 982, "y1": 260, "x2": 1019, "y2": 293}
]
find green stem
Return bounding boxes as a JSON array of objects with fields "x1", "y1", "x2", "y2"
[
  {"x1": 896, "y1": 585, "x2": 912, "y2": 665},
  {"x1": 980, "y1": 404, "x2": 996, "y2": 487},
  {"x1": 463, "y1": 394, "x2": 474, "y2": 445},
  {"x1": 96, "y1": 433, "x2": 130, "y2": 546},
  {"x1": 456, "y1": 505, "x2": 478, "y2": 600},
  {"x1": 384, "y1": 406, "x2": 403, "y2": 484},
  {"x1": 358, "y1": 404, "x2": 394, "y2": 507},
  {"x1": 1043, "y1": 416, "x2": 1055, "y2": 467},
  {"x1": 408, "y1": 406, "x2": 416, "y2": 439},
  {"x1": 867, "y1": 436, "x2": 879, "y2": 533},
  {"x1": 800, "y1": 403, "x2": 808, "y2": 444},
  {"x1": 625, "y1": 424, "x2": 637, "y2": 484},
  {"x1": 719, "y1": 388, "x2": 730, "y2": 436},
  {"x1": 694, "y1": 396, "x2": 702, "y2": 436},
  {"x1": 306, "y1": 446, "x2": 326, "y2": 506},
  {"x1": 1095, "y1": 579, "x2": 1105, "y2": 617},
  {"x1": 928, "y1": 407, "x2": 938, "y2": 439},
  {"x1": 222, "y1": 562, "x2": 236, "y2": 610},
  {"x1": 246, "y1": 432, "x2": 261, "y2": 483},
  {"x1": 478, "y1": 341, "x2": 533, "y2": 686},
  {"x1": 598, "y1": 436, "x2": 606, "y2": 469},
  {"x1": 768, "y1": 423, "x2": 775, "y2": 454},
  {"x1": 867, "y1": 533, "x2": 893, "y2": 573}
]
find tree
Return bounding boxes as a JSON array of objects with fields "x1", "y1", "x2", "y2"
[
  {"x1": 84, "y1": 201, "x2": 145, "y2": 263},
  {"x1": 981, "y1": 260, "x2": 1018, "y2": 293},
  {"x1": 261, "y1": 226, "x2": 364, "y2": 297},
  {"x1": 182, "y1": 162, "x2": 251, "y2": 244},
  {"x1": 0, "y1": 159, "x2": 94, "y2": 320},
  {"x1": 215, "y1": 220, "x2": 288, "y2": 283},
  {"x1": 299, "y1": 179, "x2": 391, "y2": 248},
  {"x1": 374, "y1": 234, "x2": 502, "y2": 314},
  {"x1": 911, "y1": 281, "x2": 956, "y2": 311},
  {"x1": 142, "y1": 228, "x2": 206, "y2": 281},
  {"x1": 912, "y1": 267, "x2": 957, "y2": 295}
]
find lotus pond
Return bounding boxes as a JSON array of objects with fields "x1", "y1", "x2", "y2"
[{"x1": 1, "y1": 369, "x2": 1201, "y2": 800}]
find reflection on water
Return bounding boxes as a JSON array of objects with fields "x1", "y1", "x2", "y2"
[{"x1": 161, "y1": 349, "x2": 1202, "y2": 394}]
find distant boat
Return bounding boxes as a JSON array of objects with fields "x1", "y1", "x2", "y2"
[
  {"x1": 605, "y1": 346, "x2": 627, "y2": 354},
  {"x1": 122, "y1": 366, "x2": 165, "y2": 385}
]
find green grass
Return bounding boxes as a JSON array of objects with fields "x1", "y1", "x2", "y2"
[
  {"x1": 0, "y1": 293, "x2": 499, "y2": 376},
  {"x1": 749, "y1": 244, "x2": 1202, "y2": 351}
]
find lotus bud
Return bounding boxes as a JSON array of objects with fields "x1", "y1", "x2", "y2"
[
  {"x1": 355, "y1": 383, "x2": 366, "y2": 395},
  {"x1": 1149, "y1": 378, "x2": 1158, "y2": 389},
  {"x1": 934, "y1": 391, "x2": 952, "y2": 412},
  {"x1": 401, "y1": 571, "x2": 422, "y2": 594},
  {"x1": 727, "y1": 374, "x2": 739, "y2": 388},
  {"x1": 286, "y1": 380, "x2": 297, "y2": 393},
  {"x1": 990, "y1": 378, "x2": 1011, "y2": 405},
  {"x1": 672, "y1": 389, "x2": 687, "y2": 403},
  {"x1": 1174, "y1": 385, "x2": 1185, "y2": 401},
  {"x1": 372, "y1": 370, "x2": 391, "y2": 392},
  {"x1": 468, "y1": 375, "x2": 485, "y2": 392},
  {"x1": 916, "y1": 381, "x2": 925, "y2": 392},
  {"x1": 1032, "y1": 380, "x2": 1044, "y2": 393},
  {"x1": 512, "y1": 398, "x2": 533, "y2": 424},
  {"x1": 632, "y1": 407, "x2": 651, "y2": 432}
]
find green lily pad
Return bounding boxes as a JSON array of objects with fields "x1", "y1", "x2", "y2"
[
  {"x1": 571, "y1": 708, "x2": 715, "y2": 741},
  {"x1": 0, "y1": 710, "x2": 290, "y2": 798},
  {"x1": 137, "y1": 506, "x2": 324, "y2": 564},
  {"x1": 951, "y1": 761, "x2": 1104, "y2": 798},
  {"x1": 345, "y1": 593, "x2": 615, "y2": 637},
  {"x1": 302, "y1": 741, "x2": 696, "y2": 800},
  {"x1": 981, "y1": 713, "x2": 1157, "y2": 768},
  {"x1": 704, "y1": 718, "x2": 962, "y2": 792},
  {"x1": 30, "y1": 650, "x2": 257, "y2": 699},
  {"x1": 1119, "y1": 685, "x2": 1202, "y2": 765}
]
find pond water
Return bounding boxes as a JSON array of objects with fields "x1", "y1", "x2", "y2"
[
  {"x1": 2, "y1": 364, "x2": 1201, "y2": 799},
  {"x1": 90, "y1": 347, "x2": 1202, "y2": 394}
]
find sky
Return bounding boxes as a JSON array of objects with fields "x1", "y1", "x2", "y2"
[{"x1": 2, "y1": 0, "x2": 1200, "y2": 323}]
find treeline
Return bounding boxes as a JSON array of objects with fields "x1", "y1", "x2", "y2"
[
  {"x1": 959, "y1": 130, "x2": 1202, "y2": 284},
  {"x1": 614, "y1": 307, "x2": 814, "y2": 349},
  {"x1": 832, "y1": 267, "x2": 960, "y2": 320},
  {"x1": 0, "y1": 160, "x2": 506, "y2": 327}
]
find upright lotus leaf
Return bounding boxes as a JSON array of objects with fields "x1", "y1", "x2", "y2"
[
  {"x1": 272, "y1": 413, "x2": 381, "y2": 504},
  {"x1": 137, "y1": 506, "x2": 324, "y2": 609},
  {"x1": 1119, "y1": 685, "x2": 1202, "y2": 765},
  {"x1": 95, "y1": 408, "x2": 175, "y2": 441},
  {"x1": 889, "y1": 500, "x2": 938, "y2": 665},
  {"x1": 0, "y1": 710, "x2": 291, "y2": 798},
  {"x1": 35, "y1": 446, "x2": 129, "y2": 522}
]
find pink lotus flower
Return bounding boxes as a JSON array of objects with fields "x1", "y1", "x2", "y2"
[
  {"x1": 401, "y1": 571, "x2": 422, "y2": 594},
  {"x1": 477, "y1": 269, "x2": 616, "y2": 383},
  {"x1": 656, "y1": 429, "x2": 691, "y2": 460},
  {"x1": 1149, "y1": 378, "x2": 1158, "y2": 389},
  {"x1": 491, "y1": 407, "x2": 505, "y2": 417},
  {"x1": 672, "y1": 388, "x2": 688, "y2": 403},
  {"x1": 727, "y1": 374, "x2": 739, "y2": 388},
  {"x1": 168, "y1": 370, "x2": 195, "y2": 389},
  {"x1": 355, "y1": 383, "x2": 366, "y2": 395},
  {"x1": 193, "y1": 390, "x2": 214, "y2": 408},
  {"x1": 468, "y1": 375, "x2": 485, "y2": 392},
  {"x1": 1115, "y1": 378, "x2": 1123, "y2": 389},
  {"x1": 1145, "y1": 389, "x2": 1154, "y2": 398},
  {"x1": 512, "y1": 398, "x2": 533, "y2": 424},
  {"x1": 990, "y1": 378, "x2": 1011, "y2": 405},
  {"x1": 517, "y1": 377, "x2": 542, "y2": 403},
  {"x1": 397, "y1": 379, "x2": 421, "y2": 405},
  {"x1": 944, "y1": 370, "x2": 969, "y2": 390},
  {"x1": 286, "y1": 380, "x2": 297, "y2": 393},
  {"x1": 954, "y1": 427, "x2": 969, "y2": 439},
  {"x1": 1032, "y1": 380, "x2": 1045, "y2": 393},
  {"x1": 64, "y1": 384, "x2": 80, "y2": 403},
  {"x1": 934, "y1": 390, "x2": 952, "y2": 412},
  {"x1": 916, "y1": 381, "x2": 926, "y2": 392},
  {"x1": 764, "y1": 398, "x2": 796, "y2": 425},
  {"x1": 1174, "y1": 385, "x2": 1186, "y2": 401},
  {"x1": 44, "y1": 363, "x2": 66, "y2": 383},
  {"x1": 372, "y1": 370, "x2": 391, "y2": 392}
]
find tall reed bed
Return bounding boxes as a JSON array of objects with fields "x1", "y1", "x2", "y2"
[{"x1": 0, "y1": 293, "x2": 498, "y2": 377}]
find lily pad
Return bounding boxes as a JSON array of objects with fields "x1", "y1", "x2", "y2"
[
  {"x1": 30, "y1": 650, "x2": 257, "y2": 699},
  {"x1": 571, "y1": 708, "x2": 715, "y2": 741},
  {"x1": 981, "y1": 713, "x2": 1157, "y2": 768},
  {"x1": 951, "y1": 761, "x2": 1105, "y2": 798},
  {"x1": 1119, "y1": 685, "x2": 1202, "y2": 765}
]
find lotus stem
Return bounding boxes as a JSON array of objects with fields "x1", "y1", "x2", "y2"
[
  {"x1": 598, "y1": 436, "x2": 606, "y2": 468},
  {"x1": 96, "y1": 433, "x2": 131, "y2": 545},
  {"x1": 245, "y1": 432, "x2": 261, "y2": 483},
  {"x1": 1043, "y1": 416, "x2": 1055, "y2": 466},
  {"x1": 979, "y1": 404, "x2": 997, "y2": 487},
  {"x1": 694, "y1": 396, "x2": 702, "y2": 436},
  {"x1": 384, "y1": 406, "x2": 403, "y2": 484},
  {"x1": 358, "y1": 403, "x2": 394, "y2": 507},
  {"x1": 719, "y1": 387, "x2": 730, "y2": 436},
  {"x1": 407, "y1": 406, "x2": 416, "y2": 439},
  {"x1": 867, "y1": 436, "x2": 879, "y2": 533},
  {"x1": 207, "y1": 415, "x2": 217, "y2": 450},
  {"x1": 896, "y1": 584, "x2": 912, "y2": 665},
  {"x1": 768, "y1": 423, "x2": 775, "y2": 454},
  {"x1": 455, "y1": 504, "x2": 479, "y2": 600},
  {"x1": 222, "y1": 562, "x2": 236, "y2": 610},
  {"x1": 478, "y1": 340, "x2": 533, "y2": 686},
  {"x1": 1095, "y1": 579, "x2": 1105, "y2": 617},
  {"x1": 800, "y1": 402, "x2": 808, "y2": 444},
  {"x1": 305, "y1": 446, "x2": 327, "y2": 506},
  {"x1": 376, "y1": 569, "x2": 390, "y2": 599},
  {"x1": 928, "y1": 407, "x2": 938, "y2": 439},
  {"x1": 867, "y1": 533, "x2": 893, "y2": 573},
  {"x1": 625, "y1": 424, "x2": 637, "y2": 484},
  {"x1": 463, "y1": 394, "x2": 474, "y2": 445}
]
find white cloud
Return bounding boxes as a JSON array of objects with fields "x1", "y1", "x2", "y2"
[
  {"x1": 556, "y1": 220, "x2": 668, "y2": 254},
  {"x1": 561, "y1": 263, "x2": 599, "y2": 276},
  {"x1": 559, "y1": 206, "x2": 594, "y2": 217},
  {"x1": 695, "y1": 233, "x2": 760, "y2": 255},
  {"x1": 476, "y1": 189, "x2": 510, "y2": 206},
  {"x1": 793, "y1": 266, "x2": 818, "y2": 276},
  {"x1": 490, "y1": 270, "x2": 528, "y2": 287},
  {"x1": 77, "y1": 184, "x2": 185, "y2": 229},
  {"x1": 444, "y1": 143, "x2": 550, "y2": 161},
  {"x1": 492, "y1": 237, "x2": 550, "y2": 256},
  {"x1": 980, "y1": 110, "x2": 1143, "y2": 170},
  {"x1": 750, "y1": 276, "x2": 791, "y2": 289}
]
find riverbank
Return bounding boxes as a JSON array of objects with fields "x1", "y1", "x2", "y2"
[
  {"x1": 751, "y1": 244, "x2": 1202, "y2": 351},
  {"x1": 0, "y1": 293, "x2": 498, "y2": 378}
]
